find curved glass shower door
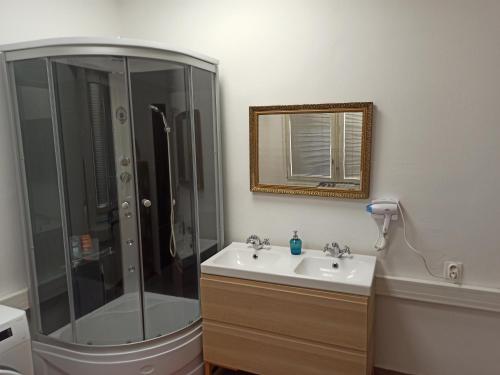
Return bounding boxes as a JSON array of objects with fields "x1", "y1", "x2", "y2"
[
  {"x1": 51, "y1": 56, "x2": 144, "y2": 345},
  {"x1": 129, "y1": 58, "x2": 201, "y2": 339},
  {"x1": 12, "y1": 59, "x2": 73, "y2": 338},
  {"x1": 13, "y1": 56, "x2": 145, "y2": 345}
]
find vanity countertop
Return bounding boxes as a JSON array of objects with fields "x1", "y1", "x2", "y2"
[{"x1": 201, "y1": 242, "x2": 376, "y2": 296}]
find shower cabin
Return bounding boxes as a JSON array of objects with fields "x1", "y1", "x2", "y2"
[{"x1": 0, "y1": 38, "x2": 223, "y2": 375}]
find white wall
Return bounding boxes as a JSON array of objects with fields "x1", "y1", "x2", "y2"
[
  {"x1": 0, "y1": 0, "x2": 119, "y2": 45},
  {"x1": 0, "y1": 0, "x2": 119, "y2": 300},
  {"x1": 1, "y1": 1, "x2": 500, "y2": 373},
  {"x1": 115, "y1": 1, "x2": 500, "y2": 373},
  {"x1": 375, "y1": 295, "x2": 500, "y2": 374},
  {"x1": 116, "y1": 0, "x2": 500, "y2": 288}
]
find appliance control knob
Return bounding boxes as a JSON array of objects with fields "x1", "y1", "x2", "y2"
[
  {"x1": 120, "y1": 172, "x2": 131, "y2": 183},
  {"x1": 120, "y1": 157, "x2": 131, "y2": 166}
]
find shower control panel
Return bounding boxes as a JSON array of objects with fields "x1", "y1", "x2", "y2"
[{"x1": 109, "y1": 72, "x2": 140, "y2": 294}]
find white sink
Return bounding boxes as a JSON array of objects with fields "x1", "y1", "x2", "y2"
[
  {"x1": 294, "y1": 256, "x2": 374, "y2": 284},
  {"x1": 212, "y1": 248, "x2": 283, "y2": 269},
  {"x1": 201, "y1": 242, "x2": 376, "y2": 296}
]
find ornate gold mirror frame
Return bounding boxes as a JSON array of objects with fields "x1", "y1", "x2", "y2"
[{"x1": 249, "y1": 102, "x2": 373, "y2": 199}]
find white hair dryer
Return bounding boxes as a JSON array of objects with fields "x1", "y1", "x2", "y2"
[{"x1": 366, "y1": 199, "x2": 399, "y2": 250}]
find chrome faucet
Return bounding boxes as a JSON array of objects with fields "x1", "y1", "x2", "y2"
[
  {"x1": 246, "y1": 234, "x2": 271, "y2": 250},
  {"x1": 323, "y1": 242, "x2": 351, "y2": 258}
]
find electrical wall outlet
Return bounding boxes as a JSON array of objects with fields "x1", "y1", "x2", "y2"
[{"x1": 444, "y1": 261, "x2": 463, "y2": 283}]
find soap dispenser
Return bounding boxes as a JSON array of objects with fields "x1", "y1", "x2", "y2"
[{"x1": 290, "y1": 230, "x2": 302, "y2": 255}]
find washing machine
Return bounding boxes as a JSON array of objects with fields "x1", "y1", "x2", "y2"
[{"x1": 0, "y1": 305, "x2": 34, "y2": 375}]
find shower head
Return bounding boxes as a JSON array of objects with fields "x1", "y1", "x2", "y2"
[
  {"x1": 149, "y1": 104, "x2": 161, "y2": 113},
  {"x1": 148, "y1": 104, "x2": 170, "y2": 133}
]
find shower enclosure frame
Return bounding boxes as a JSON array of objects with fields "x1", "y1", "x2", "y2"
[{"x1": 0, "y1": 38, "x2": 224, "y2": 357}]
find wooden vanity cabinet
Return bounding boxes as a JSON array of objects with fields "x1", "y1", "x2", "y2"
[{"x1": 200, "y1": 274, "x2": 374, "y2": 375}]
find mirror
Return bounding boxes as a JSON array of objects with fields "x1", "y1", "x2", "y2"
[{"x1": 250, "y1": 103, "x2": 373, "y2": 198}]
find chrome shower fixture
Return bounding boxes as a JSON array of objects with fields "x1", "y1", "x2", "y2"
[
  {"x1": 149, "y1": 104, "x2": 176, "y2": 258},
  {"x1": 148, "y1": 104, "x2": 170, "y2": 133}
]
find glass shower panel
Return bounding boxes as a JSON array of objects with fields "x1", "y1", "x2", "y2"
[
  {"x1": 191, "y1": 68, "x2": 220, "y2": 257},
  {"x1": 128, "y1": 58, "x2": 199, "y2": 339},
  {"x1": 51, "y1": 57, "x2": 143, "y2": 345},
  {"x1": 12, "y1": 59, "x2": 72, "y2": 337}
]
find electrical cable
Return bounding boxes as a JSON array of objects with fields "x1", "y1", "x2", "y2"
[{"x1": 396, "y1": 202, "x2": 446, "y2": 280}]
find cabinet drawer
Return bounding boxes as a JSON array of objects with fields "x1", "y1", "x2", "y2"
[
  {"x1": 203, "y1": 320, "x2": 367, "y2": 375},
  {"x1": 201, "y1": 274, "x2": 369, "y2": 351}
]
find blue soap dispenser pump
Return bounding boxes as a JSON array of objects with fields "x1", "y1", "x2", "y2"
[{"x1": 290, "y1": 230, "x2": 302, "y2": 255}]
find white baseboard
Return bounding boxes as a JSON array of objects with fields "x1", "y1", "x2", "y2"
[
  {"x1": 0, "y1": 288, "x2": 29, "y2": 310},
  {"x1": 375, "y1": 275, "x2": 500, "y2": 313}
]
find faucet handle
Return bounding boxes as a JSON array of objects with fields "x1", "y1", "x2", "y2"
[
  {"x1": 246, "y1": 234, "x2": 268, "y2": 250},
  {"x1": 324, "y1": 241, "x2": 351, "y2": 257},
  {"x1": 342, "y1": 245, "x2": 351, "y2": 256},
  {"x1": 246, "y1": 234, "x2": 259, "y2": 243}
]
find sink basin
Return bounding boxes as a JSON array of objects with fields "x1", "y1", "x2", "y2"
[
  {"x1": 201, "y1": 242, "x2": 376, "y2": 295},
  {"x1": 294, "y1": 256, "x2": 374, "y2": 284},
  {"x1": 212, "y1": 248, "x2": 282, "y2": 269}
]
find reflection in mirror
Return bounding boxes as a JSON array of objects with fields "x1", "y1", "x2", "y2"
[
  {"x1": 259, "y1": 112, "x2": 363, "y2": 188},
  {"x1": 250, "y1": 103, "x2": 372, "y2": 198}
]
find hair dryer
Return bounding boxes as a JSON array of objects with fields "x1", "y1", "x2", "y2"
[{"x1": 366, "y1": 199, "x2": 398, "y2": 250}]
